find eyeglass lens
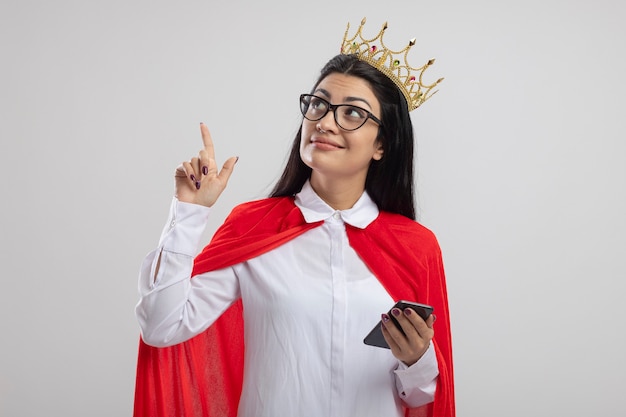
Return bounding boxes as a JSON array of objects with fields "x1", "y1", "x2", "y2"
[{"x1": 300, "y1": 95, "x2": 371, "y2": 131}]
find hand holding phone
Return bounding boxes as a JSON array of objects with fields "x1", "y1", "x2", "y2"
[{"x1": 363, "y1": 300, "x2": 433, "y2": 349}]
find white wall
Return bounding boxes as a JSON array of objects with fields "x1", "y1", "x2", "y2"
[{"x1": 1, "y1": 1, "x2": 624, "y2": 416}]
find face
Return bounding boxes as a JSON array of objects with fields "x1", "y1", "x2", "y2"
[{"x1": 299, "y1": 73, "x2": 383, "y2": 188}]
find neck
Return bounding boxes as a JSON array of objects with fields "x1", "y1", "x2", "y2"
[{"x1": 309, "y1": 174, "x2": 366, "y2": 210}]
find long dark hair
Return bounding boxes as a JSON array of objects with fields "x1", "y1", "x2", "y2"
[{"x1": 270, "y1": 54, "x2": 416, "y2": 220}]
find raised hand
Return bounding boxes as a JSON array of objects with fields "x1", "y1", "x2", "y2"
[{"x1": 174, "y1": 123, "x2": 238, "y2": 207}]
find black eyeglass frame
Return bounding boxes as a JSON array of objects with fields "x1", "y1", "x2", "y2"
[{"x1": 299, "y1": 94, "x2": 383, "y2": 131}]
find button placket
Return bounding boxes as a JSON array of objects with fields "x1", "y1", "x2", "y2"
[{"x1": 328, "y1": 219, "x2": 347, "y2": 417}]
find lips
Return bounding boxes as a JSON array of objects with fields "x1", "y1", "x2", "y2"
[{"x1": 310, "y1": 136, "x2": 345, "y2": 150}]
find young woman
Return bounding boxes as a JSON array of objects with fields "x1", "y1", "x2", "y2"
[{"x1": 134, "y1": 53, "x2": 454, "y2": 417}]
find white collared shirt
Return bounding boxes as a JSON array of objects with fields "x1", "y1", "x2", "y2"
[{"x1": 136, "y1": 181, "x2": 438, "y2": 417}]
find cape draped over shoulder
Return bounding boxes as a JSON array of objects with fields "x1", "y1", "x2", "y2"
[{"x1": 133, "y1": 196, "x2": 455, "y2": 417}]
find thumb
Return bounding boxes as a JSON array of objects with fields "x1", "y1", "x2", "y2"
[{"x1": 217, "y1": 156, "x2": 239, "y2": 183}]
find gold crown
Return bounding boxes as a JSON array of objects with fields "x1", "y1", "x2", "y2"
[{"x1": 340, "y1": 18, "x2": 443, "y2": 111}]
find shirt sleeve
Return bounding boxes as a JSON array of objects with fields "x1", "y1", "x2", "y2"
[
  {"x1": 393, "y1": 343, "x2": 439, "y2": 408},
  {"x1": 135, "y1": 197, "x2": 241, "y2": 347}
]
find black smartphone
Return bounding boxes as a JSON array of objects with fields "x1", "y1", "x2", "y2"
[{"x1": 363, "y1": 300, "x2": 433, "y2": 349}]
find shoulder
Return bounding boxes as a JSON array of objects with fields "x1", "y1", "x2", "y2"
[
  {"x1": 216, "y1": 196, "x2": 304, "y2": 237},
  {"x1": 374, "y1": 211, "x2": 437, "y2": 236},
  {"x1": 227, "y1": 196, "x2": 295, "y2": 219},
  {"x1": 371, "y1": 211, "x2": 441, "y2": 253}
]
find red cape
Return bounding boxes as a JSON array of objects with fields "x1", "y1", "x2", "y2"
[{"x1": 134, "y1": 196, "x2": 455, "y2": 417}]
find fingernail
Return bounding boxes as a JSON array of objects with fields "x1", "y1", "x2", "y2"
[
  {"x1": 235, "y1": 156, "x2": 240, "y2": 164},
  {"x1": 392, "y1": 308, "x2": 401, "y2": 317},
  {"x1": 195, "y1": 181, "x2": 201, "y2": 190},
  {"x1": 381, "y1": 313, "x2": 390, "y2": 322},
  {"x1": 190, "y1": 174, "x2": 197, "y2": 182},
  {"x1": 202, "y1": 166, "x2": 208, "y2": 175},
  {"x1": 404, "y1": 308, "x2": 412, "y2": 316}
]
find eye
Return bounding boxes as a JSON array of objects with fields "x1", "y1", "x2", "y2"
[
  {"x1": 309, "y1": 97, "x2": 328, "y2": 113},
  {"x1": 341, "y1": 105, "x2": 368, "y2": 120}
]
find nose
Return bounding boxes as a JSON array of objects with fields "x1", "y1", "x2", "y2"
[{"x1": 317, "y1": 107, "x2": 338, "y2": 133}]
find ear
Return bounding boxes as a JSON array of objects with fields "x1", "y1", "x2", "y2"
[{"x1": 372, "y1": 141, "x2": 384, "y2": 161}]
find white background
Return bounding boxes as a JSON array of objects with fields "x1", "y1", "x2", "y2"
[{"x1": 1, "y1": 0, "x2": 624, "y2": 416}]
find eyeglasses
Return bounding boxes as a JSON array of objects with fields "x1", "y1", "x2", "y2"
[{"x1": 299, "y1": 94, "x2": 383, "y2": 131}]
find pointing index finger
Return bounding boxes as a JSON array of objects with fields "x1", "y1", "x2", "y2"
[{"x1": 200, "y1": 123, "x2": 215, "y2": 160}]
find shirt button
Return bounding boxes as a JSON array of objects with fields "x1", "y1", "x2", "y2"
[
  {"x1": 170, "y1": 220, "x2": 176, "y2": 227},
  {"x1": 332, "y1": 212, "x2": 341, "y2": 220}
]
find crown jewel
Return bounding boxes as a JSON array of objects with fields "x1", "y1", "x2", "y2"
[{"x1": 340, "y1": 18, "x2": 443, "y2": 111}]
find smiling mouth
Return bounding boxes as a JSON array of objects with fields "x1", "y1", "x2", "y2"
[{"x1": 311, "y1": 138, "x2": 345, "y2": 149}]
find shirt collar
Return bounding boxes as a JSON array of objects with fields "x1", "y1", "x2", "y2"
[{"x1": 294, "y1": 180, "x2": 379, "y2": 229}]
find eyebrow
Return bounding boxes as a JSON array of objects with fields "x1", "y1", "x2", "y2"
[{"x1": 314, "y1": 88, "x2": 374, "y2": 110}]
